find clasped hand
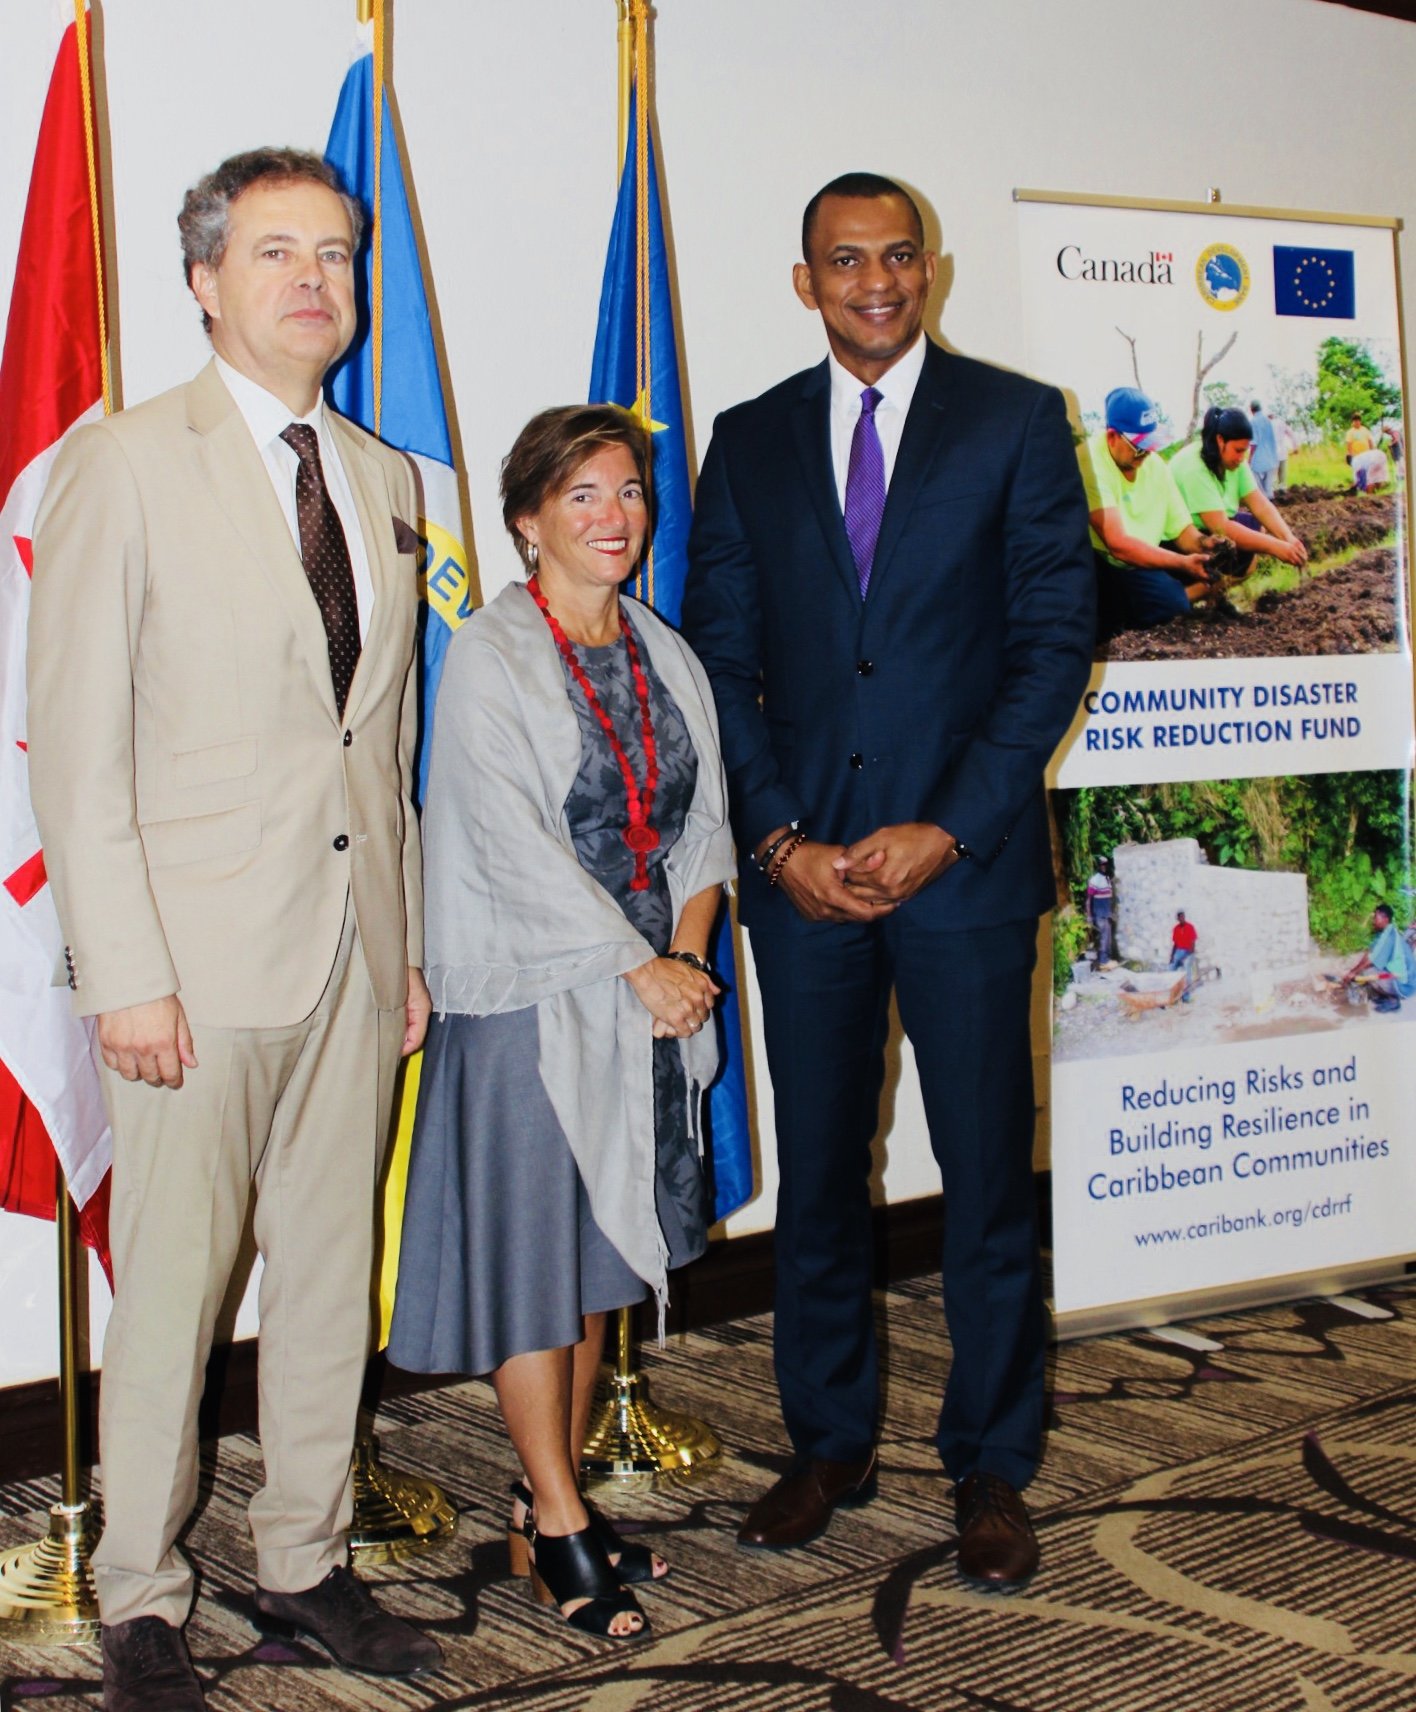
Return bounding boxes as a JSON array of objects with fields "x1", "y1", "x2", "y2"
[
  {"x1": 835, "y1": 822, "x2": 959, "y2": 903},
  {"x1": 625, "y1": 957, "x2": 721, "y2": 1039},
  {"x1": 769, "y1": 825, "x2": 958, "y2": 923}
]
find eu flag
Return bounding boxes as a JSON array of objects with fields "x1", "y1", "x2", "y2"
[
  {"x1": 1274, "y1": 246, "x2": 1355, "y2": 320},
  {"x1": 325, "y1": 38, "x2": 472, "y2": 806},
  {"x1": 589, "y1": 92, "x2": 693, "y2": 621},
  {"x1": 590, "y1": 88, "x2": 754, "y2": 1223}
]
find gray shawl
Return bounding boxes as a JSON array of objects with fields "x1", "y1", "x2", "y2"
[{"x1": 422, "y1": 580, "x2": 734, "y2": 1309}]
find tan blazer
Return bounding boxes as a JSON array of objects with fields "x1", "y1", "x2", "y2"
[{"x1": 28, "y1": 360, "x2": 423, "y2": 1029}]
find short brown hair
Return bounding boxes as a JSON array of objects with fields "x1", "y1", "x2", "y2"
[
  {"x1": 500, "y1": 405, "x2": 652, "y2": 573},
  {"x1": 179, "y1": 148, "x2": 363, "y2": 333}
]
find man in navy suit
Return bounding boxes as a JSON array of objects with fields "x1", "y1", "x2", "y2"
[{"x1": 682, "y1": 173, "x2": 1094, "y2": 1585}]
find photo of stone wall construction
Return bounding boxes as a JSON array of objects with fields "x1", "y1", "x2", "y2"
[{"x1": 1052, "y1": 769, "x2": 1415, "y2": 1062}]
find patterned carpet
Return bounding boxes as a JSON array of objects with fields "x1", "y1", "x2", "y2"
[{"x1": 3, "y1": 1273, "x2": 1415, "y2": 1710}]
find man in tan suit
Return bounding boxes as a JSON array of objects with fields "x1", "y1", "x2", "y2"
[{"x1": 28, "y1": 149, "x2": 440, "y2": 1710}]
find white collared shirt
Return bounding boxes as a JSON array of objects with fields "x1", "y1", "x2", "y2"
[
  {"x1": 214, "y1": 356, "x2": 374, "y2": 642},
  {"x1": 827, "y1": 332, "x2": 928, "y2": 511}
]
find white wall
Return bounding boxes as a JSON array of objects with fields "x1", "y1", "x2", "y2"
[{"x1": 3, "y1": 0, "x2": 1414, "y2": 1387}]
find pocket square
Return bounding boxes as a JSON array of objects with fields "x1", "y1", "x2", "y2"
[{"x1": 392, "y1": 516, "x2": 423, "y2": 556}]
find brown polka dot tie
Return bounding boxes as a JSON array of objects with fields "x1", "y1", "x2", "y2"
[{"x1": 280, "y1": 422, "x2": 361, "y2": 716}]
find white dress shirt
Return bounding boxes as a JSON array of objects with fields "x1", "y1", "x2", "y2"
[
  {"x1": 827, "y1": 332, "x2": 928, "y2": 511},
  {"x1": 215, "y1": 356, "x2": 374, "y2": 641}
]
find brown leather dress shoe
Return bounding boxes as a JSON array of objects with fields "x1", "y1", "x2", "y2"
[
  {"x1": 101, "y1": 1616, "x2": 206, "y2": 1711},
  {"x1": 737, "y1": 1452, "x2": 878, "y2": 1550},
  {"x1": 253, "y1": 1564, "x2": 442, "y2": 1676},
  {"x1": 954, "y1": 1472, "x2": 1039, "y2": 1588}
]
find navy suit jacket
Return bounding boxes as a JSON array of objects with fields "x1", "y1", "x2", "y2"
[{"x1": 682, "y1": 338, "x2": 1095, "y2": 931}]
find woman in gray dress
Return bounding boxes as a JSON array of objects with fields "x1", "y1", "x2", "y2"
[{"x1": 388, "y1": 406, "x2": 733, "y2": 1641}]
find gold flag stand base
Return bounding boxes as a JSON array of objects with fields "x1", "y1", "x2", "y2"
[
  {"x1": 580, "y1": 1307, "x2": 722, "y2": 1486},
  {"x1": 0, "y1": 1503, "x2": 101, "y2": 1644},
  {"x1": 0, "y1": 1182, "x2": 101, "y2": 1645},
  {"x1": 348, "y1": 1434, "x2": 458, "y2": 1566}
]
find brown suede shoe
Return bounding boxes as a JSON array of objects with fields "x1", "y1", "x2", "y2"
[
  {"x1": 954, "y1": 1472, "x2": 1039, "y2": 1588},
  {"x1": 102, "y1": 1616, "x2": 205, "y2": 1711},
  {"x1": 253, "y1": 1565, "x2": 442, "y2": 1676},
  {"x1": 737, "y1": 1452, "x2": 878, "y2": 1550}
]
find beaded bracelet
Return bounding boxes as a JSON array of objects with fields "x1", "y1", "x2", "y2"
[
  {"x1": 767, "y1": 831, "x2": 807, "y2": 887},
  {"x1": 755, "y1": 820, "x2": 803, "y2": 873}
]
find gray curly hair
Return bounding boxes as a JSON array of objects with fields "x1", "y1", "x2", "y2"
[{"x1": 178, "y1": 147, "x2": 364, "y2": 333}]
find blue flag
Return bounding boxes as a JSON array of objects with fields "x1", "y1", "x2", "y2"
[
  {"x1": 324, "y1": 37, "x2": 473, "y2": 1342},
  {"x1": 1273, "y1": 246, "x2": 1356, "y2": 320},
  {"x1": 324, "y1": 42, "x2": 472, "y2": 805},
  {"x1": 590, "y1": 90, "x2": 754, "y2": 1222}
]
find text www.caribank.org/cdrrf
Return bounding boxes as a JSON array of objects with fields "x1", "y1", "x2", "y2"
[{"x1": 1131, "y1": 1193, "x2": 1356, "y2": 1246}]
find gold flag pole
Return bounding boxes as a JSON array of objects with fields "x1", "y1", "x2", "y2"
[
  {"x1": 616, "y1": 0, "x2": 632, "y2": 182},
  {"x1": 345, "y1": 0, "x2": 455, "y2": 1560},
  {"x1": 581, "y1": 0, "x2": 720, "y2": 1487},
  {"x1": 0, "y1": 1174, "x2": 101, "y2": 1639}
]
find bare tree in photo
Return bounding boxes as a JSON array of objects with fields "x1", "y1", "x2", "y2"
[
  {"x1": 1115, "y1": 326, "x2": 1142, "y2": 391},
  {"x1": 1187, "y1": 328, "x2": 1238, "y2": 440}
]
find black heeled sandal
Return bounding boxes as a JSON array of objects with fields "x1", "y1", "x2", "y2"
[
  {"x1": 522, "y1": 1515, "x2": 650, "y2": 1641},
  {"x1": 508, "y1": 1479, "x2": 667, "y2": 1585}
]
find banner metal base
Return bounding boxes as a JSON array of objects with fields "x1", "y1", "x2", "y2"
[{"x1": 1052, "y1": 1257, "x2": 1412, "y2": 1342}]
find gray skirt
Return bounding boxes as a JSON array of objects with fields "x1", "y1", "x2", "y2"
[{"x1": 386, "y1": 1005, "x2": 705, "y2": 1377}]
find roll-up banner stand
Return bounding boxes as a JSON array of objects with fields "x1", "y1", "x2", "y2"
[{"x1": 1018, "y1": 191, "x2": 1416, "y2": 1338}]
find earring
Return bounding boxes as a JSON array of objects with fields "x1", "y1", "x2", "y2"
[{"x1": 526, "y1": 543, "x2": 539, "y2": 569}]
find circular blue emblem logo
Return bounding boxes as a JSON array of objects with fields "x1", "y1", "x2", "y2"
[{"x1": 1195, "y1": 243, "x2": 1250, "y2": 312}]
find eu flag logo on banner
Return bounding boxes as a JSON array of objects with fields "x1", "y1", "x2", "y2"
[
  {"x1": 324, "y1": 34, "x2": 471, "y2": 806},
  {"x1": 1274, "y1": 246, "x2": 1356, "y2": 320},
  {"x1": 589, "y1": 87, "x2": 754, "y2": 1224}
]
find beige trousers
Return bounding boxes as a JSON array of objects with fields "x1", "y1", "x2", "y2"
[{"x1": 91, "y1": 904, "x2": 403, "y2": 1628}]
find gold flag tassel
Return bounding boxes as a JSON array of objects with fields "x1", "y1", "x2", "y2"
[
  {"x1": 0, "y1": 2, "x2": 111, "y2": 1639},
  {"x1": 581, "y1": 0, "x2": 721, "y2": 1488},
  {"x1": 633, "y1": 0, "x2": 654, "y2": 609}
]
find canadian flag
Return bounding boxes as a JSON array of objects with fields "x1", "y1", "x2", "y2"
[{"x1": 0, "y1": 1, "x2": 112, "y2": 1270}]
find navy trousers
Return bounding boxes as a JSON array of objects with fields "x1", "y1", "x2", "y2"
[{"x1": 748, "y1": 907, "x2": 1045, "y2": 1490}]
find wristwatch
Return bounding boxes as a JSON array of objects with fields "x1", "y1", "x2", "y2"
[{"x1": 665, "y1": 950, "x2": 713, "y2": 976}]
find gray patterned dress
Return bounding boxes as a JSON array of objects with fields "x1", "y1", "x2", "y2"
[{"x1": 387, "y1": 614, "x2": 708, "y2": 1376}]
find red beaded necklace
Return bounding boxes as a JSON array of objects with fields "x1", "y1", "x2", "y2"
[{"x1": 528, "y1": 576, "x2": 660, "y2": 891}]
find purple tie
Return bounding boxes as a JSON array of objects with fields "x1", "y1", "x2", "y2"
[{"x1": 843, "y1": 386, "x2": 885, "y2": 597}]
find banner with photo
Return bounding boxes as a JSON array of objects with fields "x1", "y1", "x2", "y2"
[{"x1": 1017, "y1": 193, "x2": 1415, "y2": 1323}]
